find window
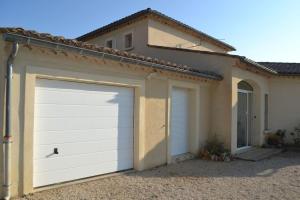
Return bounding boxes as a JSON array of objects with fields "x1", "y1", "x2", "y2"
[
  {"x1": 264, "y1": 94, "x2": 269, "y2": 130},
  {"x1": 124, "y1": 32, "x2": 133, "y2": 49},
  {"x1": 106, "y1": 40, "x2": 113, "y2": 48},
  {"x1": 238, "y1": 81, "x2": 253, "y2": 91},
  {"x1": 105, "y1": 39, "x2": 115, "y2": 48}
]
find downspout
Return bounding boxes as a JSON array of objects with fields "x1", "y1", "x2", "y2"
[{"x1": 3, "y1": 42, "x2": 19, "y2": 200}]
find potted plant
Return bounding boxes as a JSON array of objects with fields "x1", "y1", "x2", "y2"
[{"x1": 264, "y1": 129, "x2": 286, "y2": 148}]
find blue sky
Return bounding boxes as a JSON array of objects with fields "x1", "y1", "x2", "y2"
[{"x1": 1, "y1": 0, "x2": 300, "y2": 62}]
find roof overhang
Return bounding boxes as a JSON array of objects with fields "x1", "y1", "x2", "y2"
[
  {"x1": 147, "y1": 44, "x2": 278, "y2": 76},
  {"x1": 0, "y1": 30, "x2": 223, "y2": 81}
]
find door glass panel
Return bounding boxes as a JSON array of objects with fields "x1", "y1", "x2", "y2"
[{"x1": 237, "y1": 92, "x2": 248, "y2": 148}]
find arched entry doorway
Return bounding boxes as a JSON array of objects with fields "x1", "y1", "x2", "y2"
[{"x1": 237, "y1": 81, "x2": 253, "y2": 148}]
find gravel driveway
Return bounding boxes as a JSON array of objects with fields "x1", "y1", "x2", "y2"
[{"x1": 19, "y1": 151, "x2": 300, "y2": 200}]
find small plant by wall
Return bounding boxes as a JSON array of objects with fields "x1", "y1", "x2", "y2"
[
  {"x1": 199, "y1": 137, "x2": 232, "y2": 162},
  {"x1": 263, "y1": 129, "x2": 286, "y2": 148}
]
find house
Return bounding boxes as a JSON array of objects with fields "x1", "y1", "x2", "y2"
[
  {"x1": 0, "y1": 8, "x2": 300, "y2": 199},
  {"x1": 77, "y1": 8, "x2": 300, "y2": 150}
]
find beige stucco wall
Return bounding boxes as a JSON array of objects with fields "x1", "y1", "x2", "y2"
[
  {"x1": 143, "y1": 77, "x2": 168, "y2": 168},
  {"x1": 210, "y1": 68, "x2": 232, "y2": 148},
  {"x1": 84, "y1": 18, "x2": 234, "y2": 146},
  {"x1": 148, "y1": 19, "x2": 227, "y2": 53},
  {"x1": 198, "y1": 84, "x2": 212, "y2": 147},
  {"x1": 137, "y1": 46, "x2": 272, "y2": 152},
  {"x1": 87, "y1": 19, "x2": 149, "y2": 55},
  {"x1": 85, "y1": 18, "x2": 227, "y2": 54},
  {"x1": 0, "y1": 39, "x2": 214, "y2": 198},
  {"x1": 269, "y1": 77, "x2": 300, "y2": 143},
  {"x1": 140, "y1": 46, "x2": 233, "y2": 75},
  {"x1": 134, "y1": 46, "x2": 235, "y2": 148},
  {"x1": 86, "y1": 17, "x2": 234, "y2": 148}
]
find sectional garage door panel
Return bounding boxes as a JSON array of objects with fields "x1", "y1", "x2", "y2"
[
  {"x1": 171, "y1": 88, "x2": 189, "y2": 156},
  {"x1": 33, "y1": 79, "x2": 134, "y2": 187}
]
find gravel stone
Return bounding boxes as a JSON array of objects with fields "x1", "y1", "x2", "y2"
[{"x1": 17, "y1": 151, "x2": 300, "y2": 200}]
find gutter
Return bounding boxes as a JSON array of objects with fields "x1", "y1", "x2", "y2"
[
  {"x1": 2, "y1": 33, "x2": 222, "y2": 80},
  {"x1": 3, "y1": 42, "x2": 19, "y2": 200}
]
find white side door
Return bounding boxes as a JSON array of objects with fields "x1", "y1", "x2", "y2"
[{"x1": 171, "y1": 87, "x2": 189, "y2": 156}]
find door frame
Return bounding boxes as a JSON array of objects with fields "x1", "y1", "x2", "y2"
[
  {"x1": 22, "y1": 66, "x2": 146, "y2": 194},
  {"x1": 237, "y1": 89, "x2": 253, "y2": 150},
  {"x1": 32, "y1": 78, "x2": 136, "y2": 187},
  {"x1": 166, "y1": 80, "x2": 200, "y2": 164}
]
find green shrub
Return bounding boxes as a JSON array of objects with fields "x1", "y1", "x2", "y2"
[
  {"x1": 205, "y1": 140, "x2": 226, "y2": 156},
  {"x1": 199, "y1": 137, "x2": 231, "y2": 161}
]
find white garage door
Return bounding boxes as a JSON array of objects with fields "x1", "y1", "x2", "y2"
[
  {"x1": 171, "y1": 87, "x2": 189, "y2": 156},
  {"x1": 33, "y1": 79, "x2": 134, "y2": 187}
]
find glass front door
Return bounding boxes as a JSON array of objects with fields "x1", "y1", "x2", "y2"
[{"x1": 237, "y1": 90, "x2": 252, "y2": 148}]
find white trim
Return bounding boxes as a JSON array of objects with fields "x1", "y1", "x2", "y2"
[
  {"x1": 123, "y1": 31, "x2": 134, "y2": 50},
  {"x1": 22, "y1": 66, "x2": 146, "y2": 194}
]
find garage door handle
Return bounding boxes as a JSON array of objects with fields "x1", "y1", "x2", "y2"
[{"x1": 53, "y1": 148, "x2": 59, "y2": 154}]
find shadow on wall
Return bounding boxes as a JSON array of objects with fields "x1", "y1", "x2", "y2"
[
  {"x1": 107, "y1": 87, "x2": 135, "y2": 172},
  {"x1": 124, "y1": 151, "x2": 300, "y2": 179},
  {"x1": 108, "y1": 77, "x2": 169, "y2": 172},
  {"x1": 141, "y1": 78, "x2": 169, "y2": 169}
]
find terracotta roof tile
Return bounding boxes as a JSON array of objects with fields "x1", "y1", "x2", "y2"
[{"x1": 0, "y1": 27, "x2": 222, "y2": 80}]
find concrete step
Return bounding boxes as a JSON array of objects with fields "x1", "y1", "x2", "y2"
[{"x1": 234, "y1": 148, "x2": 283, "y2": 161}]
